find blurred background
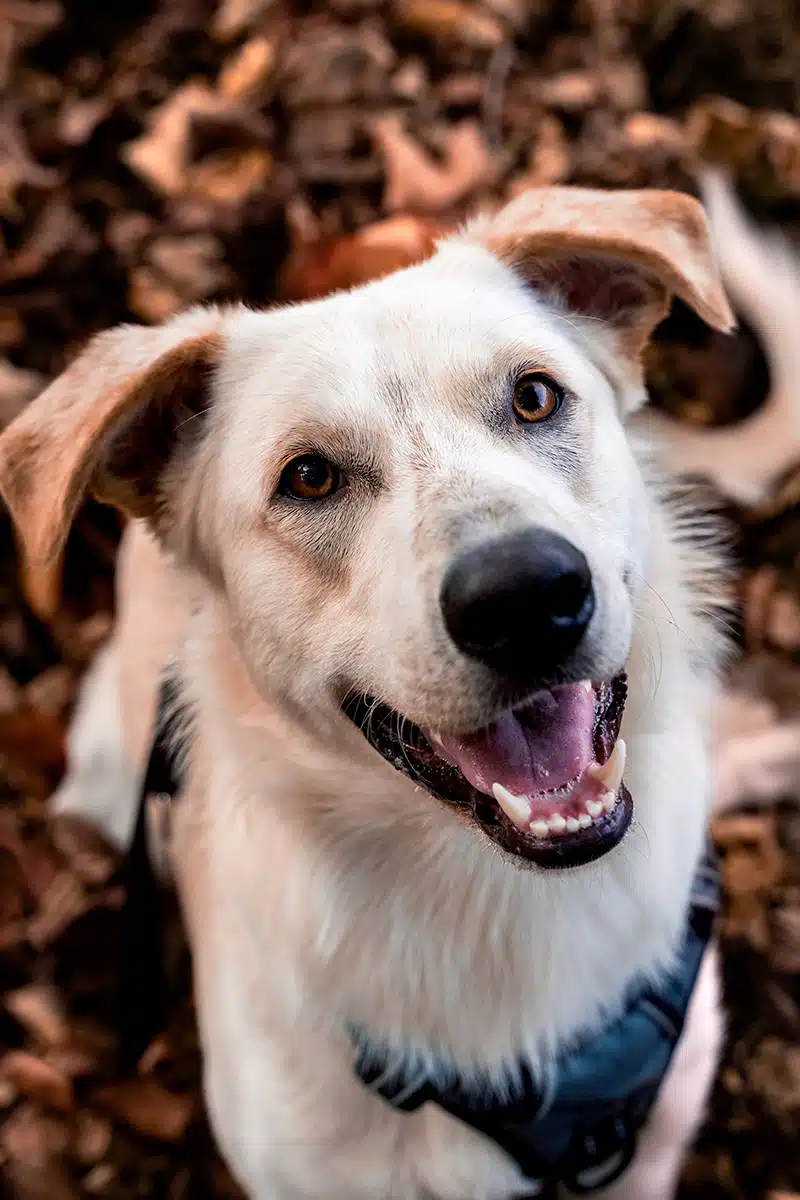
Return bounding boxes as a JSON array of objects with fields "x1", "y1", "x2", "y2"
[{"x1": 1, "y1": 1, "x2": 800, "y2": 1197}]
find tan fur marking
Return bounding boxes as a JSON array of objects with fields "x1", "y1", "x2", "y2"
[
  {"x1": 0, "y1": 323, "x2": 222, "y2": 618},
  {"x1": 465, "y1": 187, "x2": 735, "y2": 361}
]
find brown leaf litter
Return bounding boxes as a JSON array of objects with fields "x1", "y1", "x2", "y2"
[{"x1": 2, "y1": 1, "x2": 800, "y2": 1197}]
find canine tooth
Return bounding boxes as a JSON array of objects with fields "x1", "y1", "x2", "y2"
[
  {"x1": 580, "y1": 680, "x2": 593, "y2": 694},
  {"x1": 602, "y1": 790, "x2": 616, "y2": 812},
  {"x1": 566, "y1": 817, "x2": 580, "y2": 833},
  {"x1": 548, "y1": 813, "x2": 567, "y2": 834},
  {"x1": 492, "y1": 783, "x2": 532, "y2": 831},
  {"x1": 578, "y1": 813, "x2": 592, "y2": 829},
  {"x1": 587, "y1": 738, "x2": 627, "y2": 794},
  {"x1": 586, "y1": 799, "x2": 604, "y2": 818},
  {"x1": 530, "y1": 819, "x2": 550, "y2": 837}
]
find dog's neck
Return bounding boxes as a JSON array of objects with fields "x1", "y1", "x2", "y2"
[{"x1": 172, "y1": 489, "x2": 719, "y2": 1076}]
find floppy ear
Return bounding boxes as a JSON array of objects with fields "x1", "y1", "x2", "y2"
[
  {"x1": 0, "y1": 308, "x2": 224, "y2": 618},
  {"x1": 465, "y1": 186, "x2": 735, "y2": 366}
]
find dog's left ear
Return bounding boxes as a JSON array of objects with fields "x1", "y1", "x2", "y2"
[{"x1": 466, "y1": 187, "x2": 734, "y2": 364}]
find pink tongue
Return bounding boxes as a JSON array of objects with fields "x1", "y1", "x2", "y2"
[{"x1": 438, "y1": 683, "x2": 595, "y2": 797}]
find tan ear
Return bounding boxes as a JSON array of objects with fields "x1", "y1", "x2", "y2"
[
  {"x1": 465, "y1": 187, "x2": 735, "y2": 360},
  {"x1": 0, "y1": 308, "x2": 224, "y2": 618}
]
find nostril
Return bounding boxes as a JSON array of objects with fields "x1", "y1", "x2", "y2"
[{"x1": 547, "y1": 568, "x2": 594, "y2": 628}]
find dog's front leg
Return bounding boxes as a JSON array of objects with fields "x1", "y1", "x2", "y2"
[{"x1": 562, "y1": 946, "x2": 723, "y2": 1200}]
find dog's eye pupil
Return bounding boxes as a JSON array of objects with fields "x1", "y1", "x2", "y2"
[
  {"x1": 280, "y1": 454, "x2": 341, "y2": 500},
  {"x1": 513, "y1": 373, "x2": 564, "y2": 424}
]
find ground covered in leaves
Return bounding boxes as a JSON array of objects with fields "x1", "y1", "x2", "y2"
[{"x1": 1, "y1": 0, "x2": 800, "y2": 1197}]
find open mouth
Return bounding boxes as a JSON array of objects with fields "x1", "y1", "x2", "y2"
[{"x1": 343, "y1": 674, "x2": 632, "y2": 869}]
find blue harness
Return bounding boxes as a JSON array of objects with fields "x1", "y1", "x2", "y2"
[
  {"x1": 352, "y1": 846, "x2": 719, "y2": 1195},
  {"x1": 125, "y1": 679, "x2": 719, "y2": 1194}
]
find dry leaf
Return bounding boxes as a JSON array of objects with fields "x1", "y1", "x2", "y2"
[
  {"x1": 624, "y1": 112, "x2": 686, "y2": 153},
  {"x1": 213, "y1": 0, "x2": 275, "y2": 42},
  {"x1": 123, "y1": 82, "x2": 229, "y2": 197},
  {"x1": 0, "y1": 1051, "x2": 74, "y2": 1112},
  {"x1": 218, "y1": 37, "x2": 274, "y2": 102},
  {"x1": 48, "y1": 815, "x2": 117, "y2": 887},
  {"x1": 127, "y1": 267, "x2": 179, "y2": 323},
  {"x1": 602, "y1": 60, "x2": 647, "y2": 111},
  {"x1": 0, "y1": 104, "x2": 60, "y2": 217},
  {"x1": 281, "y1": 25, "x2": 394, "y2": 109},
  {"x1": 147, "y1": 234, "x2": 232, "y2": 297},
  {"x1": 539, "y1": 70, "x2": 598, "y2": 112},
  {"x1": 0, "y1": 307, "x2": 24, "y2": 350},
  {"x1": 27, "y1": 870, "x2": 88, "y2": 950},
  {"x1": 0, "y1": 197, "x2": 95, "y2": 285},
  {"x1": 0, "y1": 666, "x2": 20, "y2": 713},
  {"x1": 56, "y1": 96, "x2": 108, "y2": 147},
  {"x1": 129, "y1": 231, "x2": 234, "y2": 323},
  {"x1": 394, "y1": 0, "x2": 504, "y2": 46},
  {"x1": 747, "y1": 1039, "x2": 800, "y2": 1121},
  {"x1": 714, "y1": 812, "x2": 784, "y2": 947},
  {"x1": 373, "y1": 116, "x2": 493, "y2": 213},
  {"x1": 92, "y1": 1079, "x2": 194, "y2": 1142},
  {"x1": 509, "y1": 115, "x2": 569, "y2": 193},
  {"x1": 5, "y1": 985, "x2": 70, "y2": 1049},
  {"x1": 687, "y1": 95, "x2": 759, "y2": 169},
  {"x1": 688, "y1": 97, "x2": 800, "y2": 197},
  {"x1": 105, "y1": 210, "x2": 154, "y2": 264},
  {"x1": 187, "y1": 147, "x2": 272, "y2": 206},
  {"x1": 0, "y1": 708, "x2": 66, "y2": 796},
  {"x1": 24, "y1": 666, "x2": 73, "y2": 719},
  {"x1": 82, "y1": 1163, "x2": 116, "y2": 1194},
  {"x1": 280, "y1": 214, "x2": 448, "y2": 300},
  {"x1": 1, "y1": 1101, "x2": 69, "y2": 1166},
  {"x1": 70, "y1": 1111, "x2": 112, "y2": 1167},
  {"x1": 391, "y1": 57, "x2": 428, "y2": 101}
]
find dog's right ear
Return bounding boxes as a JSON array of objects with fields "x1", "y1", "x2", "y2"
[{"x1": 0, "y1": 308, "x2": 224, "y2": 618}]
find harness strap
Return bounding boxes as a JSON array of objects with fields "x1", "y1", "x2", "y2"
[{"x1": 353, "y1": 841, "x2": 719, "y2": 1195}]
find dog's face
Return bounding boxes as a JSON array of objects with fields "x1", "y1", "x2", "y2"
[
  {"x1": 219, "y1": 242, "x2": 642, "y2": 723},
  {"x1": 0, "y1": 187, "x2": 733, "y2": 871}
]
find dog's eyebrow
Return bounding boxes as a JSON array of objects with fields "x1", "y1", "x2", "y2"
[{"x1": 273, "y1": 421, "x2": 385, "y2": 490}]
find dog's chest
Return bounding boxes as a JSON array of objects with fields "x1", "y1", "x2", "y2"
[{"x1": 348, "y1": 844, "x2": 718, "y2": 1196}]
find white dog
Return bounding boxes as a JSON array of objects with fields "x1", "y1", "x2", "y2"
[{"x1": 0, "y1": 186, "x2": 734, "y2": 1199}]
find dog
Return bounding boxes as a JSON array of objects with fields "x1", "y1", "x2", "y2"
[{"x1": 0, "y1": 185, "x2": 735, "y2": 1199}]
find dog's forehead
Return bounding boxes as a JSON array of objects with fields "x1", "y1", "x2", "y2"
[{"x1": 225, "y1": 243, "x2": 597, "y2": 430}]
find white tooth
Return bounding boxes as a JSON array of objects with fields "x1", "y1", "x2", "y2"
[
  {"x1": 580, "y1": 680, "x2": 593, "y2": 694},
  {"x1": 578, "y1": 813, "x2": 592, "y2": 829},
  {"x1": 530, "y1": 819, "x2": 550, "y2": 837},
  {"x1": 587, "y1": 738, "x2": 627, "y2": 794},
  {"x1": 586, "y1": 799, "x2": 603, "y2": 818},
  {"x1": 566, "y1": 817, "x2": 580, "y2": 833},
  {"x1": 548, "y1": 813, "x2": 567, "y2": 834},
  {"x1": 492, "y1": 783, "x2": 532, "y2": 831},
  {"x1": 602, "y1": 790, "x2": 616, "y2": 812}
]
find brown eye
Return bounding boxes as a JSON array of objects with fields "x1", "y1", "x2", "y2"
[
  {"x1": 279, "y1": 454, "x2": 342, "y2": 500},
  {"x1": 513, "y1": 372, "x2": 564, "y2": 423}
]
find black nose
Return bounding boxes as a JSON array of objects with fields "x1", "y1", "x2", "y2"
[{"x1": 440, "y1": 528, "x2": 595, "y2": 678}]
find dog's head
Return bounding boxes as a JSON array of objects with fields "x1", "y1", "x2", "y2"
[{"x1": 0, "y1": 187, "x2": 732, "y2": 870}]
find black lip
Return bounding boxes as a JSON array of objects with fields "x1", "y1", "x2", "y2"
[{"x1": 343, "y1": 673, "x2": 633, "y2": 870}]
